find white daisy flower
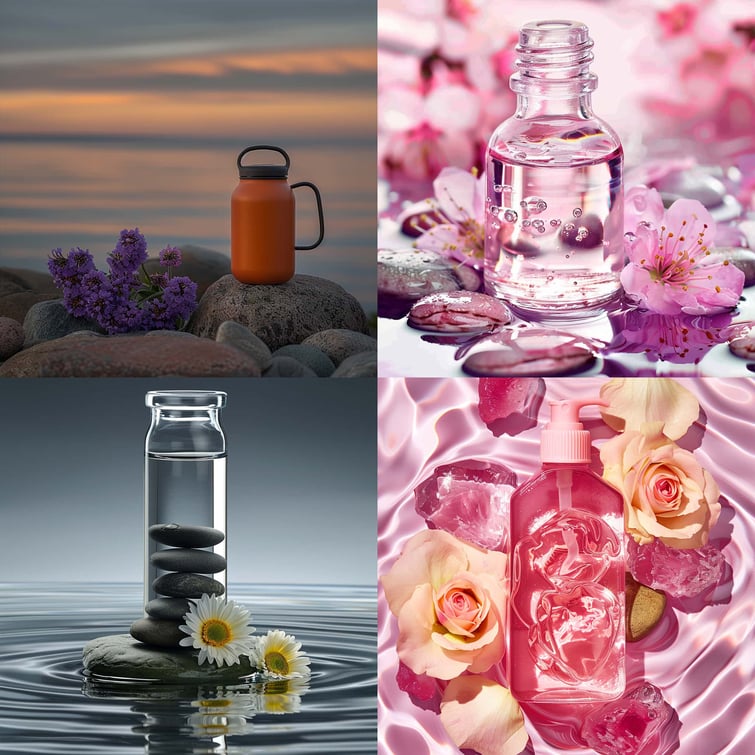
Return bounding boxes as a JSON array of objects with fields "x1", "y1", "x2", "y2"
[
  {"x1": 250, "y1": 630, "x2": 311, "y2": 680},
  {"x1": 179, "y1": 594, "x2": 255, "y2": 667}
]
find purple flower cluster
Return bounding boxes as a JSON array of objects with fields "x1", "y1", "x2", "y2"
[{"x1": 48, "y1": 229, "x2": 197, "y2": 334}]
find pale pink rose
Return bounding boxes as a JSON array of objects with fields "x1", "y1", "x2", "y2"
[
  {"x1": 600, "y1": 425, "x2": 721, "y2": 549},
  {"x1": 440, "y1": 675, "x2": 529, "y2": 755},
  {"x1": 621, "y1": 197, "x2": 745, "y2": 315},
  {"x1": 381, "y1": 529, "x2": 507, "y2": 680}
]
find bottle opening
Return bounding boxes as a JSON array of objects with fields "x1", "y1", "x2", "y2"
[{"x1": 146, "y1": 390, "x2": 227, "y2": 409}]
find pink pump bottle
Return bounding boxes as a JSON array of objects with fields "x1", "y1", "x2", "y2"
[{"x1": 508, "y1": 399, "x2": 625, "y2": 702}]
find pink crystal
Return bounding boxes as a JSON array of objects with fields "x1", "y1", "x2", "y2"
[
  {"x1": 627, "y1": 537, "x2": 726, "y2": 598},
  {"x1": 396, "y1": 661, "x2": 443, "y2": 712},
  {"x1": 414, "y1": 459, "x2": 517, "y2": 551},
  {"x1": 477, "y1": 377, "x2": 545, "y2": 436},
  {"x1": 581, "y1": 682, "x2": 673, "y2": 755}
]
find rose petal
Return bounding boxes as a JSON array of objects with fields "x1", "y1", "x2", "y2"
[
  {"x1": 599, "y1": 378, "x2": 699, "y2": 440},
  {"x1": 440, "y1": 676, "x2": 529, "y2": 755}
]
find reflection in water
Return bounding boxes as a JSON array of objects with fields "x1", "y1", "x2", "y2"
[{"x1": 0, "y1": 584, "x2": 376, "y2": 754}]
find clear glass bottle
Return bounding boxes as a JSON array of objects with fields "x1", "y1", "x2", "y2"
[
  {"x1": 143, "y1": 391, "x2": 227, "y2": 617},
  {"x1": 484, "y1": 20, "x2": 623, "y2": 316},
  {"x1": 508, "y1": 399, "x2": 625, "y2": 702}
]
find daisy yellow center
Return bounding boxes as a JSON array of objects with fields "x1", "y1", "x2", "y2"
[
  {"x1": 265, "y1": 650, "x2": 290, "y2": 676},
  {"x1": 201, "y1": 618, "x2": 232, "y2": 647}
]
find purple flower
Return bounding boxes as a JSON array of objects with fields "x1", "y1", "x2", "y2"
[
  {"x1": 159, "y1": 245, "x2": 182, "y2": 268},
  {"x1": 163, "y1": 275, "x2": 198, "y2": 322},
  {"x1": 48, "y1": 247, "x2": 95, "y2": 286},
  {"x1": 107, "y1": 228, "x2": 148, "y2": 274},
  {"x1": 150, "y1": 272, "x2": 169, "y2": 289}
]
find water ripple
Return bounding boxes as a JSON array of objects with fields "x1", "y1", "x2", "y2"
[
  {"x1": 0, "y1": 583, "x2": 376, "y2": 754},
  {"x1": 378, "y1": 377, "x2": 755, "y2": 755}
]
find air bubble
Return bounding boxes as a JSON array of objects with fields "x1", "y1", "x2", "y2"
[
  {"x1": 490, "y1": 206, "x2": 499, "y2": 216},
  {"x1": 573, "y1": 208, "x2": 583, "y2": 218},
  {"x1": 503, "y1": 209, "x2": 518, "y2": 223},
  {"x1": 550, "y1": 219, "x2": 562, "y2": 227},
  {"x1": 514, "y1": 151, "x2": 527, "y2": 160},
  {"x1": 493, "y1": 184, "x2": 503, "y2": 192},
  {"x1": 522, "y1": 196, "x2": 547, "y2": 215},
  {"x1": 522, "y1": 220, "x2": 531, "y2": 227},
  {"x1": 537, "y1": 226, "x2": 545, "y2": 233},
  {"x1": 519, "y1": 200, "x2": 527, "y2": 208},
  {"x1": 564, "y1": 223, "x2": 575, "y2": 232}
]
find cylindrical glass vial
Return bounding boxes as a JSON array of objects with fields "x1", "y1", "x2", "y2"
[
  {"x1": 484, "y1": 20, "x2": 623, "y2": 316},
  {"x1": 143, "y1": 391, "x2": 227, "y2": 616}
]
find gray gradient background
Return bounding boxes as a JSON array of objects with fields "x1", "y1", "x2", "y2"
[{"x1": 0, "y1": 379, "x2": 375, "y2": 586}]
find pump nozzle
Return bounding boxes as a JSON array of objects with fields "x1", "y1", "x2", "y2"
[{"x1": 542, "y1": 398, "x2": 607, "y2": 463}]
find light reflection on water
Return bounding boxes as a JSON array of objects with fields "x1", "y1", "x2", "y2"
[{"x1": 0, "y1": 583, "x2": 376, "y2": 754}]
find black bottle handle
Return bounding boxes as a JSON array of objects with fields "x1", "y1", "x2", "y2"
[
  {"x1": 292, "y1": 181, "x2": 325, "y2": 250},
  {"x1": 236, "y1": 145, "x2": 290, "y2": 173}
]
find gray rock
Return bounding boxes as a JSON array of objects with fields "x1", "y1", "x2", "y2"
[
  {"x1": 83, "y1": 634, "x2": 254, "y2": 681},
  {"x1": 149, "y1": 523, "x2": 224, "y2": 548},
  {"x1": 0, "y1": 316, "x2": 24, "y2": 360},
  {"x1": 262, "y1": 356, "x2": 317, "y2": 377},
  {"x1": 215, "y1": 320, "x2": 272, "y2": 370},
  {"x1": 378, "y1": 249, "x2": 482, "y2": 318},
  {"x1": 272, "y1": 344, "x2": 335, "y2": 376},
  {"x1": 153, "y1": 572, "x2": 224, "y2": 598},
  {"x1": 144, "y1": 245, "x2": 231, "y2": 299},
  {"x1": 130, "y1": 617, "x2": 186, "y2": 648},
  {"x1": 655, "y1": 168, "x2": 728, "y2": 209},
  {"x1": 23, "y1": 299, "x2": 101, "y2": 345},
  {"x1": 0, "y1": 291, "x2": 59, "y2": 324},
  {"x1": 151, "y1": 548, "x2": 226, "y2": 574},
  {"x1": 146, "y1": 597, "x2": 193, "y2": 621},
  {"x1": 720, "y1": 247, "x2": 755, "y2": 287},
  {"x1": 189, "y1": 274, "x2": 369, "y2": 350},
  {"x1": 301, "y1": 328, "x2": 377, "y2": 365},
  {"x1": 0, "y1": 330, "x2": 261, "y2": 377},
  {"x1": 332, "y1": 351, "x2": 377, "y2": 377}
]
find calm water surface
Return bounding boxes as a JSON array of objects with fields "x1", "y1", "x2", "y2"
[{"x1": 0, "y1": 583, "x2": 376, "y2": 754}]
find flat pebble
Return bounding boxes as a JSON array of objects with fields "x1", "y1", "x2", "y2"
[
  {"x1": 151, "y1": 548, "x2": 226, "y2": 574},
  {"x1": 728, "y1": 332, "x2": 755, "y2": 360},
  {"x1": 720, "y1": 247, "x2": 755, "y2": 287},
  {"x1": 272, "y1": 344, "x2": 335, "y2": 376},
  {"x1": 408, "y1": 291, "x2": 512, "y2": 332},
  {"x1": 153, "y1": 572, "x2": 224, "y2": 598},
  {"x1": 463, "y1": 335, "x2": 596, "y2": 376},
  {"x1": 332, "y1": 350, "x2": 377, "y2": 377},
  {"x1": 130, "y1": 617, "x2": 187, "y2": 648},
  {"x1": 262, "y1": 355, "x2": 317, "y2": 377},
  {"x1": 145, "y1": 597, "x2": 193, "y2": 621},
  {"x1": 149, "y1": 523, "x2": 224, "y2": 548}
]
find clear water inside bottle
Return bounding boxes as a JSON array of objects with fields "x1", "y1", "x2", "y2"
[
  {"x1": 144, "y1": 452, "x2": 226, "y2": 607},
  {"x1": 485, "y1": 131, "x2": 623, "y2": 316}
]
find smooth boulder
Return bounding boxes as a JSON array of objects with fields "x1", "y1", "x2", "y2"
[
  {"x1": 146, "y1": 597, "x2": 193, "y2": 621},
  {"x1": 189, "y1": 274, "x2": 369, "y2": 350},
  {"x1": 0, "y1": 316, "x2": 24, "y2": 359},
  {"x1": 149, "y1": 523, "x2": 224, "y2": 548},
  {"x1": 301, "y1": 328, "x2": 376, "y2": 365},
  {"x1": 23, "y1": 299, "x2": 101, "y2": 345},
  {"x1": 153, "y1": 572, "x2": 224, "y2": 598},
  {"x1": 130, "y1": 617, "x2": 187, "y2": 648},
  {"x1": 150, "y1": 548, "x2": 226, "y2": 574},
  {"x1": 0, "y1": 330, "x2": 262, "y2": 377}
]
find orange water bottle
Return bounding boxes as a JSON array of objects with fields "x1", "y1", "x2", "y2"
[{"x1": 231, "y1": 145, "x2": 325, "y2": 284}]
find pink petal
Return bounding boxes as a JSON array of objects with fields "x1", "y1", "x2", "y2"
[
  {"x1": 624, "y1": 186, "x2": 665, "y2": 233},
  {"x1": 663, "y1": 198, "x2": 716, "y2": 243},
  {"x1": 425, "y1": 83, "x2": 482, "y2": 132},
  {"x1": 378, "y1": 86, "x2": 424, "y2": 132},
  {"x1": 433, "y1": 167, "x2": 479, "y2": 224},
  {"x1": 440, "y1": 676, "x2": 529, "y2": 755},
  {"x1": 414, "y1": 224, "x2": 466, "y2": 256}
]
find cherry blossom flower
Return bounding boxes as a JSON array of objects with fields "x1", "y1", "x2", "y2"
[
  {"x1": 622, "y1": 193, "x2": 744, "y2": 315},
  {"x1": 399, "y1": 167, "x2": 485, "y2": 267}
]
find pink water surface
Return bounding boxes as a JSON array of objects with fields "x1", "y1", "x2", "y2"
[{"x1": 378, "y1": 377, "x2": 755, "y2": 755}]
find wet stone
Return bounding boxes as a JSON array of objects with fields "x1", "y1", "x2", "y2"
[
  {"x1": 149, "y1": 523, "x2": 224, "y2": 548},
  {"x1": 625, "y1": 573, "x2": 667, "y2": 642},
  {"x1": 729, "y1": 331, "x2": 755, "y2": 360},
  {"x1": 83, "y1": 634, "x2": 254, "y2": 682},
  {"x1": 408, "y1": 291, "x2": 512, "y2": 333},
  {"x1": 559, "y1": 213, "x2": 603, "y2": 249},
  {"x1": 130, "y1": 617, "x2": 187, "y2": 648},
  {"x1": 153, "y1": 572, "x2": 224, "y2": 598},
  {"x1": 146, "y1": 597, "x2": 193, "y2": 621},
  {"x1": 719, "y1": 247, "x2": 755, "y2": 287},
  {"x1": 151, "y1": 548, "x2": 226, "y2": 574},
  {"x1": 463, "y1": 336, "x2": 596, "y2": 377}
]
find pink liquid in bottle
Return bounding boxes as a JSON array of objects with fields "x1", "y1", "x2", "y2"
[
  {"x1": 484, "y1": 20, "x2": 624, "y2": 317},
  {"x1": 508, "y1": 399, "x2": 625, "y2": 702}
]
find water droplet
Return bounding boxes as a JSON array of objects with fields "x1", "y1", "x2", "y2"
[
  {"x1": 519, "y1": 200, "x2": 527, "y2": 208},
  {"x1": 503, "y1": 209, "x2": 518, "y2": 223},
  {"x1": 550, "y1": 219, "x2": 562, "y2": 227},
  {"x1": 624, "y1": 231, "x2": 637, "y2": 243},
  {"x1": 537, "y1": 226, "x2": 545, "y2": 233},
  {"x1": 564, "y1": 223, "x2": 575, "y2": 232},
  {"x1": 490, "y1": 206, "x2": 499, "y2": 216},
  {"x1": 573, "y1": 208, "x2": 583, "y2": 218},
  {"x1": 522, "y1": 220, "x2": 531, "y2": 227},
  {"x1": 546, "y1": 275, "x2": 554, "y2": 281},
  {"x1": 565, "y1": 254, "x2": 571, "y2": 259}
]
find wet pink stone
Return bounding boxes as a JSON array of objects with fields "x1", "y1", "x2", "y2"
[
  {"x1": 477, "y1": 377, "x2": 545, "y2": 436},
  {"x1": 395, "y1": 661, "x2": 444, "y2": 712},
  {"x1": 414, "y1": 459, "x2": 517, "y2": 551},
  {"x1": 581, "y1": 682, "x2": 673, "y2": 755},
  {"x1": 627, "y1": 537, "x2": 726, "y2": 599}
]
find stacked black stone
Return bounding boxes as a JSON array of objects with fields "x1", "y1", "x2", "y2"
[{"x1": 129, "y1": 523, "x2": 226, "y2": 649}]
